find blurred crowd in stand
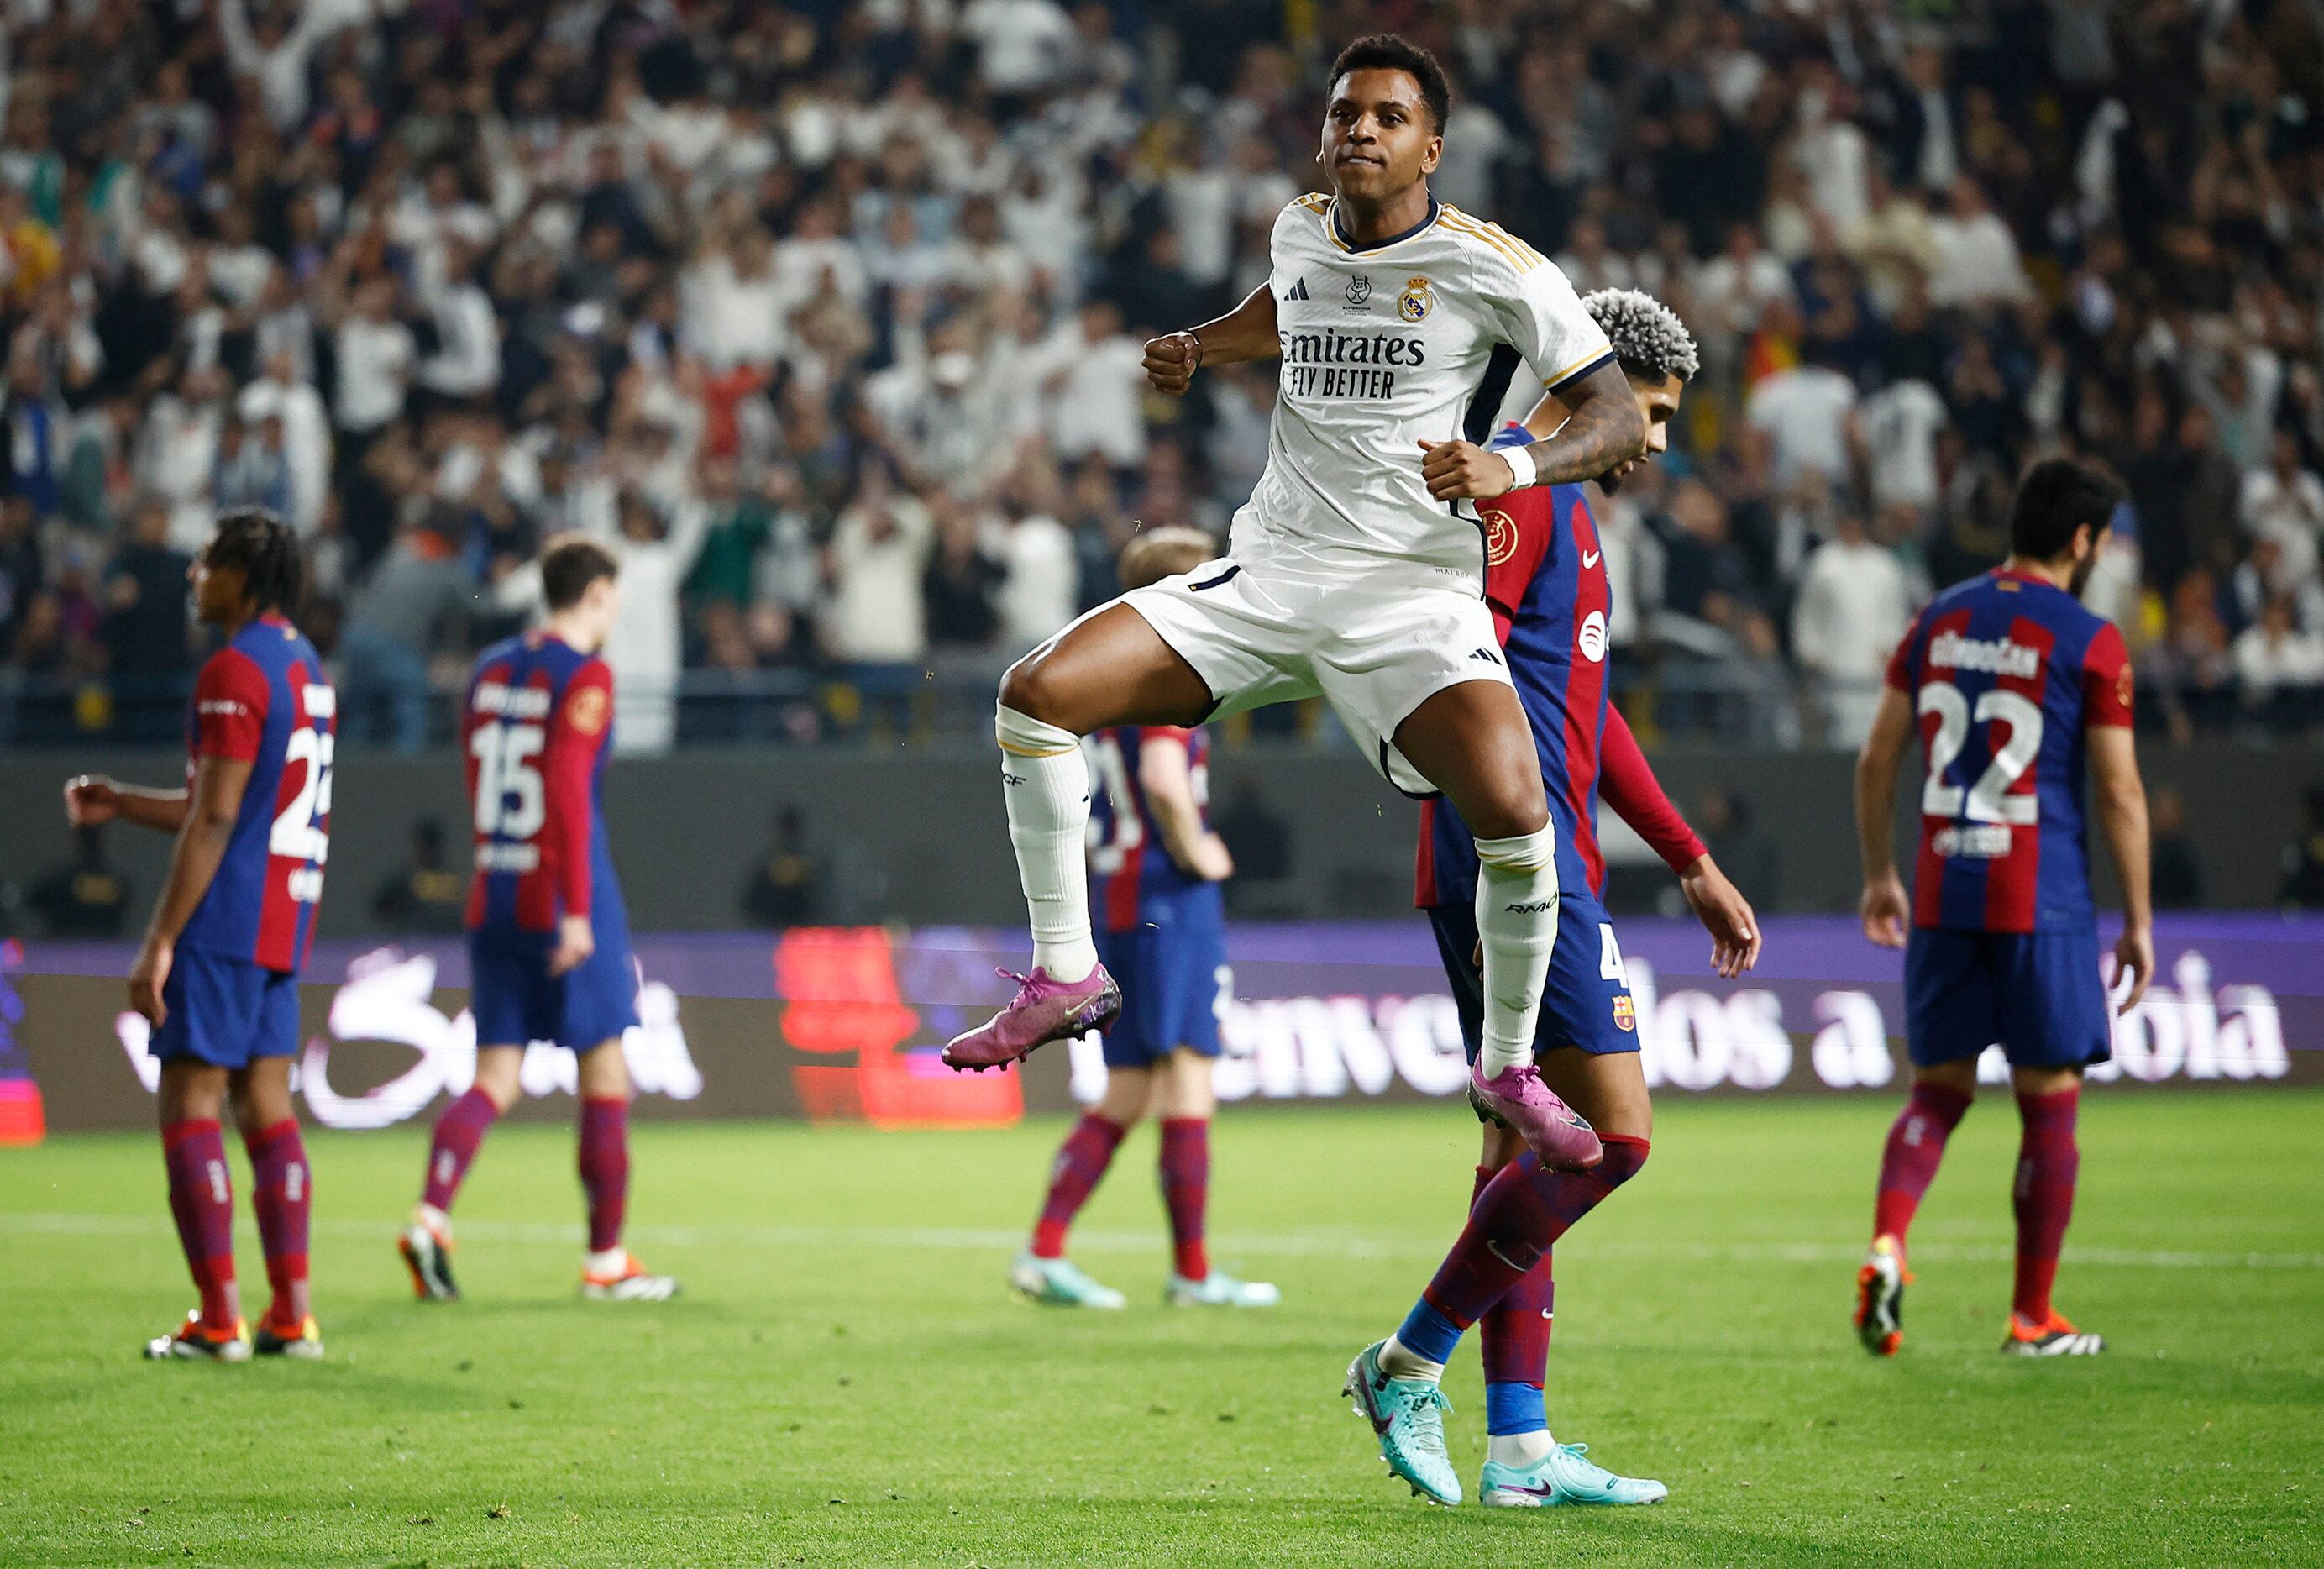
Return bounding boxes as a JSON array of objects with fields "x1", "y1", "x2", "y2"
[{"x1": 0, "y1": 0, "x2": 2319, "y2": 755}]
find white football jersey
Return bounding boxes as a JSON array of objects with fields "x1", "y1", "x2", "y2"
[{"x1": 1230, "y1": 194, "x2": 1614, "y2": 588}]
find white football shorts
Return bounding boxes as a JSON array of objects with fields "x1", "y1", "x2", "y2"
[{"x1": 1120, "y1": 554, "x2": 1513, "y2": 796}]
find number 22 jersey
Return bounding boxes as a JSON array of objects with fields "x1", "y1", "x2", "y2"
[
  {"x1": 1883, "y1": 568, "x2": 2133, "y2": 933},
  {"x1": 462, "y1": 632, "x2": 626, "y2": 944},
  {"x1": 179, "y1": 613, "x2": 334, "y2": 973}
]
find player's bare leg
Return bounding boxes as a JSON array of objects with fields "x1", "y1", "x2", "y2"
[
  {"x1": 946, "y1": 606, "x2": 1215, "y2": 1071},
  {"x1": 1014, "y1": 1063, "x2": 1151, "y2": 1308},
  {"x1": 149, "y1": 1063, "x2": 249, "y2": 1362},
  {"x1": 1461, "y1": 1049, "x2": 1661, "y2": 1505},
  {"x1": 1157, "y1": 1047, "x2": 1277, "y2": 1307},
  {"x1": 1394, "y1": 681, "x2": 1599, "y2": 1171},
  {"x1": 401, "y1": 1044, "x2": 523, "y2": 1301},
  {"x1": 576, "y1": 1042, "x2": 676, "y2": 1300},
  {"x1": 2002, "y1": 1065, "x2": 2101, "y2": 1355},
  {"x1": 230, "y1": 1058, "x2": 321, "y2": 1357},
  {"x1": 1859, "y1": 1057, "x2": 1976, "y2": 1355}
]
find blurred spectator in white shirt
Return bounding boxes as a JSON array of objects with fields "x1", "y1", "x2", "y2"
[
  {"x1": 823, "y1": 470, "x2": 935, "y2": 668},
  {"x1": 1031, "y1": 300, "x2": 1146, "y2": 472},
  {"x1": 2240, "y1": 432, "x2": 2324, "y2": 604},
  {"x1": 1745, "y1": 345, "x2": 1860, "y2": 487},
  {"x1": 2233, "y1": 596, "x2": 2324, "y2": 710},
  {"x1": 1927, "y1": 176, "x2": 2033, "y2": 311},
  {"x1": 1792, "y1": 512, "x2": 1917, "y2": 747}
]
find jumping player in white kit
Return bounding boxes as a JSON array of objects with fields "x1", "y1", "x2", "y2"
[{"x1": 942, "y1": 33, "x2": 1649, "y2": 1170}]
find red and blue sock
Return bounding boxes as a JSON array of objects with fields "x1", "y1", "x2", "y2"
[
  {"x1": 161, "y1": 1119, "x2": 238, "y2": 1332},
  {"x1": 1469, "y1": 1163, "x2": 1557, "y2": 1437},
  {"x1": 421, "y1": 1087, "x2": 500, "y2": 1213},
  {"x1": 2012, "y1": 1085, "x2": 2080, "y2": 1322},
  {"x1": 1394, "y1": 1136, "x2": 1650, "y2": 1368},
  {"x1": 1031, "y1": 1112, "x2": 1125, "y2": 1259},
  {"x1": 244, "y1": 1118, "x2": 312, "y2": 1330},
  {"x1": 1159, "y1": 1117, "x2": 1209, "y2": 1280},
  {"x1": 1873, "y1": 1081, "x2": 1972, "y2": 1252},
  {"x1": 578, "y1": 1097, "x2": 630, "y2": 1255}
]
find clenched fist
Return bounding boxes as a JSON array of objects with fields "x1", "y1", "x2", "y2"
[
  {"x1": 1418, "y1": 438, "x2": 1518, "y2": 501},
  {"x1": 1143, "y1": 332, "x2": 1204, "y2": 396}
]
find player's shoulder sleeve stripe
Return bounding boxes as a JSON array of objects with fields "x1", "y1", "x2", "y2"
[
  {"x1": 1290, "y1": 192, "x2": 1330, "y2": 215},
  {"x1": 1439, "y1": 207, "x2": 1548, "y2": 272},
  {"x1": 1541, "y1": 348, "x2": 1618, "y2": 391}
]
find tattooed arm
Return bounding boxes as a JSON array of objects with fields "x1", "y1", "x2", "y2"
[{"x1": 1419, "y1": 359, "x2": 1646, "y2": 500}]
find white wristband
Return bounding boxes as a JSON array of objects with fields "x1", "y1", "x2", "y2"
[{"x1": 1499, "y1": 443, "x2": 1538, "y2": 491}]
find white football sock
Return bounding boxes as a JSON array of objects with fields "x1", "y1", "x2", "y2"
[
  {"x1": 996, "y1": 703, "x2": 1098, "y2": 983},
  {"x1": 1488, "y1": 1430, "x2": 1558, "y2": 1467},
  {"x1": 1377, "y1": 1334, "x2": 1446, "y2": 1383},
  {"x1": 585, "y1": 1246, "x2": 628, "y2": 1277},
  {"x1": 1474, "y1": 825, "x2": 1560, "y2": 1077}
]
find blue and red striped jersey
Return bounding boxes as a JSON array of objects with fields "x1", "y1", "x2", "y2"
[
  {"x1": 178, "y1": 613, "x2": 334, "y2": 973},
  {"x1": 462, "y1": 632, "x2": 620, "y2": 935},
  {"x1": 1416, "y1": 476, "x2": 1622, "y2": 908},
  {"x1": 1884, "y1": 568, "x2": 2133, "y2": 932},
  {"x1": 1087, "y1": 725, "x2": 1211, "y2": 933}
]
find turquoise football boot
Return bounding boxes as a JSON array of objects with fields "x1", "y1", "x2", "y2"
[
  {"x1": 1009, "y1": 1252, "x2": 1126, "y2": 1309},
  {"x1": 1165, "y1": 1270, "x2": 1280, "y2": 1308},
  {"x1": 1479, "y1": 1441, "x2": 1668, "y2": 1507},
  {"x1": 1343, "y1": 1341, "x2": 1461, "y2": 1505}
]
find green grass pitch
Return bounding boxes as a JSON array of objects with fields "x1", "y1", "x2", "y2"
[{"x1": 2, "y1": 1091, "x2": 2319, "y2": 1566}]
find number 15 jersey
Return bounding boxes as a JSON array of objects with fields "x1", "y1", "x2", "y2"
[
  {"x1": 463, "y1": 632, "x2": 625, "y2": 940},
  {"x1": 1883, "y1": 569, "x2": 2133, "y2": 932}
]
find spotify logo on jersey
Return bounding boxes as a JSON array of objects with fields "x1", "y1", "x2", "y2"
[{"x1": 1578, "y1": 610, "x2": 1608, "y2": 663}]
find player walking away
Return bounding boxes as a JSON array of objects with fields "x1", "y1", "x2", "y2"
[
  {"x1": 398, "y1": 536, "x2": 678, "y2": 1304},
  {"x1": 63, "y1": 510, "x2": 333, "y2": 1362},
  {"x1": 1853, "y1": 458, "x2": 2152, "y2": 1358},
  {"x1": 1346, "y1": 293, "x2": 1760, "y2": 1507},
  {"x1": 1010, "y1": 527, "x2": 1279, "y2": 1313},
  {"x1": 943, "y1": 34, "x2": 1649, "y2": 1172}
]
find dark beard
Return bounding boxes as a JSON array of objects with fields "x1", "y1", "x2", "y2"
[
  {"x1": 2068, "y1": 552, "x2": 2097, "y2": 596},
  {"x1": 1594, "y1": 465, "x2": 1625, "y2": 496}
]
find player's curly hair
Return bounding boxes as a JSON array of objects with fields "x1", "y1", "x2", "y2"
[
  {"x1": 1584, "y1": 288, "x2": 1700, "y2": 386},
  {"x1": 1119, "y1": 526, "x2": 1218, "y2": 592},
  {"x1": 1328, "y1": 34, "x2": 1451, "y2": 134},
  {"x1": 204, "y1": 508, "x2": 304, "y2": 616}
]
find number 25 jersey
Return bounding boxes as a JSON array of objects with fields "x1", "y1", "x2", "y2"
[
  {"x1": 179, "y1": 613, "x2": 334, "y2": 973},
  {"x1": 462, "y1": 632, "x2": 624, "y2": 938},
  {"x1": 1883, "y1": 569, "x2": 2133, "y2": 932}
]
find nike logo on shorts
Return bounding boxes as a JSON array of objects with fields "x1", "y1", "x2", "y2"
[{"x1": 1582, "y1": 550, "x2": 1601, "y2": 568}]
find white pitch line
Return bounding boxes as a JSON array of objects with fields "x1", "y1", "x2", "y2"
[{"x1": 3, "y1": 1210, "x2": 2321, "y2": 1272}]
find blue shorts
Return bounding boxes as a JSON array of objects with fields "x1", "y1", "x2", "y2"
[
  {"x1": 468, "y1": 926, "x2": 639, "y2": 1051},
  {"x1": 1428, "y1": 888, "x2": 1640, "y2": 1068},
  {"x1": 149, "y1": 948, "x2": 302, "y2": 1069},
  {"x1": 1094, "y1": 884, "x2": 1226, "y2": 1069},
  {"x1": 1905, "y1": 926, "x2": 2112, "y2": 1070}
]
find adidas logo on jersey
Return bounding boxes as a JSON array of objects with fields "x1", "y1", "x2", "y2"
[
  {"x1": 1283, "y1": 277, "x2": 1311, "y2": 302},
  {"x1": 1468, "y1": 647, "x2": 1503, "y2": 665}
]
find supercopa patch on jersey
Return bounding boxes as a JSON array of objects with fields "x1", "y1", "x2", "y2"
[
  {"x1": 1482, "y1": 507, "x2": 1519, "y2": 567},
  {"x1": 1398, "y1": 276, "x2": 1433, "y2": 322},
  {"x1": 566, "y1": 685, "x2": 609, "y2": 736},
  {"x1": 1612, "y1": 994, "x2": 1636, "y2": 1032},
  {"x1": 1345, "y1": 274, "x2": 1372, "y2": 307}
]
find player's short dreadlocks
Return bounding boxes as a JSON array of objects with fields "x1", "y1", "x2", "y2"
[
  {"x1": 206, "y1": 508, "x2": 304, "y2": 616},
  {"x1": 1583, "y1": 288, "x2": 1700, "y2": 385}
]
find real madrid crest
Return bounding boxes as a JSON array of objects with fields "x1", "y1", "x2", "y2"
[
  {"x1": 1482, "y1": 506, "x2": 1518, "y2": 567},
  {"x1": 1398, "y1": 275, "x2": 1433, "y2": 322}
]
